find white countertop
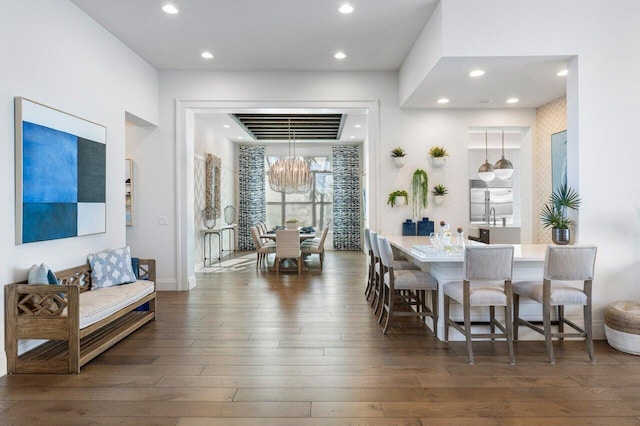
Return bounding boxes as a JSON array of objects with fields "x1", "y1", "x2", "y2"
[{"x1": 385, "y1": 235, "x2": 547, "y2": 263}]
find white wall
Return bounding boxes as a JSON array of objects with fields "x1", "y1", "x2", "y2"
[
  {"x1": 0, "y1": 0, "x2": 159, "y2": 376},
  {"x1": 193, "y1": 116, "x2": 237, "y2": 268},
  {"x1": 400, "y1": 0, "x2": 640, "y2": 329}
]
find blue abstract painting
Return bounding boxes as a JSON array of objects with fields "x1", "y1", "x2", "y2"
[{"x1": 15, "y1": 98, "x2": 106, "y2": 244}]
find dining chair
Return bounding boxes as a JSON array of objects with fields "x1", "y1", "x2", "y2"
[
  {"x1": 377, "y1": 236, "x2": 438, "y2": 336},
  {"x1": 257, "y1": 222, "x2": 270, "y2": 244},
  {"x1": 250, "y1": 226, "x2": 276, "y2": 268},
  {"x1": 275, "y1": 229, "x2": 302, "y2": 274},
  {"x1": 513, "y1": 245, "x2": 598, "y2": 364},
  {"x1": 444, "y1": 245, "x2": 515, "y2": 365},
  {"x1": 301, "y1": 226, "x2": 329, "y2": 270}
]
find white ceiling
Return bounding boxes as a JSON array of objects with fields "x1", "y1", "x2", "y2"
[
  {"x1": 71, "y1": 0, "x2": 567, "y2": 111},
  {"x1": 70, "y1": 0, "x2": 438, "y2": 71}
]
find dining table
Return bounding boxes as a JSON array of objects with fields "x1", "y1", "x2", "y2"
[
  {"x1": 260, "y1": 231, "x2": 316, "y2": 242},
  {"x1": 385, "y1": 235, "x2": 548, "y2": 340}
]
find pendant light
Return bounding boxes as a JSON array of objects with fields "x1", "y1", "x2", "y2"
[
  {"x1": 268, "y1": 119, "x2": 312, "y2": 194},
  {"x1": 494, "y1": 130, "x2": 514, "y2": 180},
  {"x1": 478, "y1": 131, "x2": 495, "y2": 182}
]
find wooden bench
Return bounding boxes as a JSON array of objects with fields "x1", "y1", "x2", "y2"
[{"x1": 4, "y1": 259, "x2": 156, "y2": 374}]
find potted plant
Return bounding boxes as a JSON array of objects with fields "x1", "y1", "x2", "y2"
[
  {"x1": 540, "y1": 183, "x2": 581, "y2": 245},
  {"x1": 387, "y1": 190, "x2": 409, "y2": 207},
  {"x1": 428, "y1": 146, "x2": 449, "y2": 168},
  {"x1": 412, "y1": 169, "x2": 429, "y2": 218},
  {"x1": 432, "y1": 184, "x2": 447, "y2": 206},
  {"x1": 391, "y1": 147, "x2": 406, "y2": 168}
]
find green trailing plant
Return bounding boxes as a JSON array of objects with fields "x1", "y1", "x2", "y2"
[
  {"x1": 432, "y1": 184, "x2": 448, "y2": 196},
  {"x1": 390, "y1": 147, "x2": 406, "y2": 158},
  {"x1": 428, "y1": 146, "x2": 449, "y2": 158},
  {"x1": 386, "y1": 190, "x2": 409, "y2": 207},
  {"x1": 540, "y1": 183, "x2": 581, "y2": 229},
  {"x1": 412, "y1": 169, "x2": 429, "y2": 218}
]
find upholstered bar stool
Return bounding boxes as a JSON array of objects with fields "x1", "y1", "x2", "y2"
[
  {"x1": 369, "y1": 231, "x2": 418, "y2": 315},
  {"x1": 364, "y1": 228, "x2": 375, "y2": 299},
  {"x1": 444, "y1": 245, "x2": 515, "y2": 365},
  {"x1": 377, "y1": 236, "x2": 438, "y2": 335},
  {"x1": 513, "y1": 245, "x2": 597, "y2": 364}
]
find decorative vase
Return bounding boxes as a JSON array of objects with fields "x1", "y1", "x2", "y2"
[
  {"x1": 417, "y1": 217, "x2": 434, "y2": 236},
  {"x1": 285, "y1": 220, "x2": 299, "y2": 229},
  {"x1": 552, "y1": 228, "x2": 570, "y2": 245},
  {"x1": 433, "y1": 194, "x2": 445, "y2": 206},
  {"x1": 402, "y1": 219, "x2": 416, "y2": 236},
  {"x1": 430, "y1": 157, "x2": 446, "y2": 168},
  {"x1": 392, "y1": 157, "x2": 406, "y2": 168}
]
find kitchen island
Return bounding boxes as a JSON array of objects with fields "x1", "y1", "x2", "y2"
[{"x1": 386, "y1": 235, "x2": 547, "y2": 340}]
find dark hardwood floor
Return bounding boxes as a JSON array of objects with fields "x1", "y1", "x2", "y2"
[{"x1": 1, "y1": 251, "x2": 639, "y2": 425}]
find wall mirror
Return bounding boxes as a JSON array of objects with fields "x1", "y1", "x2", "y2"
[
  {"x1": 551, "y1": 130, "x2": 567, "y2": 194},
  {"x1": 205, "y1": 153, "x2": 221, "y2": 226},
  {"x1": 125, "y1": 159, "x2": 132, "y2": 226}
]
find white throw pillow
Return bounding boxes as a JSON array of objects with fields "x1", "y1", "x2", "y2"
[{"x1": 87, "y1": 246, "x2": 137, "y2": 289}]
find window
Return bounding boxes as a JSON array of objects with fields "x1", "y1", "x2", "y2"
[{"x1": 266, "y1": 156, "x2": 333, "y2": 228}]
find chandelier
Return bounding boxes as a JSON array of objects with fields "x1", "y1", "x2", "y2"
[{"x1": 268, "y1": 119, "x2": 312, "y2": 194}]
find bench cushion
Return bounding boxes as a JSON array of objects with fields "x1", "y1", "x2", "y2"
[{"x1": 79, "y1": 280, "x2": 154, "y2": 329}]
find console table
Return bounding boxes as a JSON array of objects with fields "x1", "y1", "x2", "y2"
[{"x1": 202, "y1": 224, "x2": 237, "y2": 267}]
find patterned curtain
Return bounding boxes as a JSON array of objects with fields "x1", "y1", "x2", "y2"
[
  {"x1": 238, "y1": 145, "x2": 266, "y2": 250},
  {"x1": 332, "y1": 145, "x2": 361, "y2": 250}
]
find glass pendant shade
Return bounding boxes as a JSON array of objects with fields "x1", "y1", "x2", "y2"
[
  {"x1": 494, "y1": 130, "x2": 514, "y2": 180},
  {"x1": 478, "y1": 131, "x2": 495, "y2": 182},
  {"x1": 268, "y1": 120, "x2": 312, "y2": 194}
]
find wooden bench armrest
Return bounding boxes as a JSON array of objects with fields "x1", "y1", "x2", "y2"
[{"x1": 136, "y1": 259, "x2": 156, "y2": 283}]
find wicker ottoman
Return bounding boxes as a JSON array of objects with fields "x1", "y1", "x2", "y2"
[{"x1": 604, "y1": 301, "x2": 640, "y2": 355}]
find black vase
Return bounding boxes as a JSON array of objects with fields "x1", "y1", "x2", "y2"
[{"x1": 552, "y1": 228, "x2": 570, "y2": 245}]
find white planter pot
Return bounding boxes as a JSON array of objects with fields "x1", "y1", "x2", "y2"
[
  {"x1": 285, "y1": 220, "x2": 299, "y2": 229},
  {"x1": 392, "y1": 157, "x2": 406, "y2": 168},
  {"x1": 430, "y1": 157, "x2": 446, "y2": 168},
  {"x1": 433, "y1": 195, "x2": 445, "y2": 206},
  {"x1": 395, "y1": 196, "x2": 407, "y2": 206}
]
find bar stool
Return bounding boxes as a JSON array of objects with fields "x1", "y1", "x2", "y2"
[
  {"x1": 513, "y1": 245, "x2": 597, "y2": 364},
  {"x1": 444, "y1": 245, "x2": 515, "y2": 365},
  {"x1": 364, "y1": 228, "x2": 375, "y2": 300},
  {"x1": 377, "y1": 236, "x2": 438, "y2": 335}
]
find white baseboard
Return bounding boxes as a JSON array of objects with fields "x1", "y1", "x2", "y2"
[
  {"x1": 155, "y1": 278, "x2": 178, "y2": 291},
  {"x1": 155, "y1": 276, "x2": 196, "y2": 291},
  {"x1": 0, "y1": 357, "x2": 5, "y2": 377}
]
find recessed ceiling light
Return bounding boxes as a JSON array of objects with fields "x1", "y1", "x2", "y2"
[
  {"x1": 557, "y1": 69, "x2": 568, "y2": 77},
  {"x1": 201, "y1": 51, "x2": 214, "y2": 59},
  {"x1": 162, "y1": 4, "x2": 179, "y2": 14},
  {"x1": 349, "y1": 136, "x2": 355, "y2": 139},
  {"x1": 334, "y1": 51, "x2": 346, "y2": 60},
  {"x1": 338, "y1": 4, "x2": 354, "y2": 14},
  {"x1": 506, "y1": 98, "x2": 519, "y2": 104},
  {"x1": 437, "y1": 98, "x2": 450, "y2": 104},
  {"x1": 237, "y1": 136, "x2": 244, "y2": 140},
  {"x1": 469, "y1": 69, "x2": 485, "y2": 77},
  {"x1": 354, "y1": 124, "x2": 362, "y2": 128},
  {"x1": 223, "y1": 125, "x2": 230, "y2": 128}
]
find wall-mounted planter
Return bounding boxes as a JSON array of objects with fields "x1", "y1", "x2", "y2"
[
  {"x1": 392, "y1": 157, "x2": 406, "y2": 168},
  {"x1": 433, "y1": 194, "x2": 445, "y2": 206},
  {"x1": 430, "y1": 156, "x2": 446, "y2": 168}
]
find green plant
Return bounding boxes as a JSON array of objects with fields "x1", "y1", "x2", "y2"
[
  {"x1": 390, "y1": 147, "x2": 406, "y2": 158},
  {"x1": 412, "y1": 169, "x2": 429, "y2": 218},
  {"x1": 432, "y1": 184, "x2": 448, "y2": 196},
  {"x1": 386, "y1": 190, "x2": 409, "y2": 207},
  {"x1": 540, "y1": 183, "x2": 581, "y2": 229},
  {"x1": 428, "y1": 146, "x2": 449, "y2": 158}
]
